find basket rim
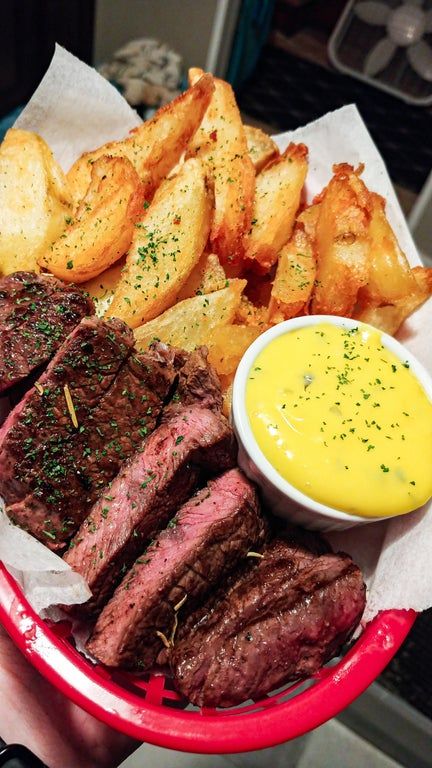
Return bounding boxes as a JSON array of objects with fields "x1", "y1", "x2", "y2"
[{"x1": 0, "y1": 562, "x2": 416, "y2": 753}]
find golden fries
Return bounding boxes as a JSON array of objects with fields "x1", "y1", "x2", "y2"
[
  {"x1": 67, "y1": 73, "x2": 214, "y2": 204},
  {"x1": 244, "y1": 125, "x2": 279, "y2": 173},
  {"x1": 359, "y1": 192, "x2": 418, "y2": 306},
  {"x1": 40, "y1": 156, "x2": 143, "y2": 282},
  {"x1": 188, "y1": 68, "x2": 255, "y2": 264},
  {"x1": 297, "y1": 203, "x2": 320, "y2": 241},
  {"x1": 82, "y1": 260, "x2": 124, "y2": 317},
  {"x1": 207, "y1": 325, "x2": 261, "y2": 376},
  {"x1": 356, "y1": 266, "x2": 432, "y2": 335},
  {"x1": 269, "y1": 225, "x2": 315, "y2": 322},
  {"x1": 134, "y1": 279, "x2": 246, "y2": 351},
  {"x1": 107, "y1": 158, "x2": 211, "y2": 328},
  {"x1": 245, "y1": 143, "x2": 308, "y2": 270},
  {"x1": 177, "y1": 252, "x2": 227, "y2": 301},
  {"x1": 0, "y1": 129, "x2": 72, "y2": 275},
  {"x1": 311, "y1": 164, "x2": 371, "y2": 316}
]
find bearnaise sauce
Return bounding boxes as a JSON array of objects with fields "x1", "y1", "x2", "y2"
[{"x1": 246, "y1": 323, "x2": 432, "y2": 517}]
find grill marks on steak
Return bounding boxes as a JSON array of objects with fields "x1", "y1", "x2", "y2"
[
  {"x1": 0, "y1": 318, "x2": 176, "y2": 549},
  {"x1": 64, "y1": 406, "x2": 237, "y2": 616},
  {"x1": 86, "y1": 468, "x2": 266, "y2": 670},
  {"x1": 0, "y1": 272, "x2": 94, "y2": 394},
  {"x1": 171, "y1": 536, "x2": 366, "y2": 707}
]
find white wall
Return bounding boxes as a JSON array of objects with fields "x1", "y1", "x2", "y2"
[{"x1": 94, "y1": 0, "x2": 224, "y2": 72}]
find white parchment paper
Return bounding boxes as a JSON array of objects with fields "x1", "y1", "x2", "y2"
[{"x1": 1, "y1": 46, "x2": 431, "y2": 621}]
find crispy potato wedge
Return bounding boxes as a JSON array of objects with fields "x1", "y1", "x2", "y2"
[
  {"x1": 107, "y1": 158, "x2": 211, "y2": 328},
  {"x1": 355, "y1": 266, "x2": 432, "y2": 335},
  {"x1": 244, "y1": 143, "x2": 308, "y2": 270},
  {"x1": 207, "y1": 324, "x2": 261, "y2": 376},
  {"x1": 311, "y1": 164, "x2": 372, "y2": 316},
  {"x1": 269, "y1": 225, "x2": 315, "y2": 322},
  {"x1": 244, "y1": 125, "x2": 279, "y2": 173},
  {"x1": 359, "y1": 192, "x2": 418, "y2": 305},
  {"x1": 177, "y1": 252, "x2": 227, "y2": 301},
  {"x1": 40, "y1": 156, "x2": 143, "y2": 283},
  {"x1": 235, "y1": 295, "x2": 269, "y2": 329},
  {"x1": 297, "y1": 203, "x2": 320, "y2": 241},
  {"x1": 82, "y1": 260, "x2": 124, "y2": 317},
  {"x1": 188, "y1": 67, "x2": 255, "y2": 264},
  {"x1": 134, "y1": 279, "x2": 246, "y2": 351},
  {"x1": 67, "y1": 73, "x2": 214, "y2": 204},
  {"x1": 0, "y1": 129, "x2": 72, "y2": 275}
]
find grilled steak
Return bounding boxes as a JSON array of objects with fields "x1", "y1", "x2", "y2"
[
  {"x1": 86, "y1": 468, "x2": 266, "y2": 669},
  {"x1": 64, "y1": 406, "x2": 237, "y2": 616},
  {"x1": 162, "y1": 346, "x2": 222, "y2": 420},
  {"x1": 0, "y1": 318, "x2": 176, "y2": 549},
  {"x1": 171, "y1": 534, "x2": 366, "y2": 707},
  {"x1": 0, "y1": 271, "x2": 93, "y2": 394}
]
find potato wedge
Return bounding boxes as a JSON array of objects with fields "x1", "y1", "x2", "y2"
[
  {"x1": 220, "y1": 375, "x2": 234, "y2": 419},
  {"x1": 269, "y1": 225, "x2": 315, "y2": 322},
  {"x1": 235, "y1": 295, "x2": 269, "y2": 329},
  {"x1": 359, "y1": 192, "x2": 418, "y2": 305},
  {"x1": 82, "y1": 260, "x2": 124, "y2": 317},
  {"x1": 244, "y1": 125, "x2": 279, "y2": 173},
  {"x1": 244, "y1": 143, "x2": 308, "y2": 270},
  {"x1": 107, "y1": 158, "x2": 211, "y2": 328},
  {"x1": 311, "y1": 164, "x2": 372, "y2": 316},
  {"x1": 134, "y1": 279, "x2": 246, "y2": 351},
  {"x1": 0, "y1": 129, "x2": 72, "y2": 275},
  {"x1": 355, "y1": 266, "x2": 432, "y2": 335},
  {"x1": 177, "y1": 252, "x2": 227, "y2": 301},
  {"x1": 188, "y1": 67, "x2": 255, "y2": 264},
  {"x1": 67, "y1": 73, "x2": 214, "y2": 204},
  {"x1": 40, "y1": 156, "x2": 143, "y2": 283},
  {"x1": 207, "y1": 324, "x2": 261, "y2": 376},
  {"x1": 297, "y1": 203, "x2": 320, "y2": 241}
]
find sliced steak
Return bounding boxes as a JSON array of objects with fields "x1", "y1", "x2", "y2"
[
  {"x1": 162, "y1": 346, "x2": 222, "y2": 420},
  {"x1": 0, "y1": 271, "x2": 93, "y2": 394},
  {"x1": 86, "y1": 468, "x2": 266, "y2": 669},
  {"x1": 0, "y1": 318, "x2": 175, "y2": 549},
  {"x1": 64, "y1": 406, "x2": 237, "y2": 616},
  {"x1": 171, "y1": 535, "x2": 366, "y2": 707}
]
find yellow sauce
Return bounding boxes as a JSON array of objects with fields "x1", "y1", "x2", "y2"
[{"x1": 246, "y1": 323, "x2": 432, "y2": 517}]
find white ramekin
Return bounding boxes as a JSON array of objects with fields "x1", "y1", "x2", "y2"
[{"x1": 232, "y1": 315, "x2": 432, "y2": 532}]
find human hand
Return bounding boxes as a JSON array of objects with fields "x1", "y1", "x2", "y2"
[{"x1": 0, "y1": 625, "x2": 138, "y2": 768}]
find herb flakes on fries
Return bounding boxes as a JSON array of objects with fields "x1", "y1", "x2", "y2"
[{"x1": 3, "y1": 68, "x2": 432, "y2": 388}]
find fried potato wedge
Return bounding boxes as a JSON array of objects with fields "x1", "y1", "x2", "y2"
[
  {"x1": 311, "y1": 164, "x2": 372, "y2": 316},
  {"x1": 67, "y1": 73, "x2": 214, "y2": 204},
  {"x1": 188, "y1": 67, "x2": 255, "y2": 264},
  {"x1": 82, "y1": 260, "x2": 124, "y2": 317},
  {"x1": 40, "y1": 156, "x2": 143, "y2": 282},
  {"x1": 0, "y1": 129, "x2": 72, "y2": 275},
  {"x1": 355, "y1": 266, "x2": 432, "y2": 335},
  {"x1": 207, "y1": 324, "x2": 261, "y2": 376},
  {"x1": 359, "y1": 192, "x2": 418, "y2": 305},
  {"x1": 134, "y1": 279, "x2": 246, "y2": 351},
  {"x1": 245, "y1": 143, "x2": 308, "y2": 270},
  {"x1": 107, "y1": 158, "x2": 211, "y2": 328},
  {"x1": 220, "y1": 376, "x2": 234, "y2": 419},
  {"x1": 235, "y1": 295, "x2": 269, "y2": 329},
  {"x1": 244, "y1": 125, "x2": 279, "y2": 173},
  {"x1": 177, "y1": 252, "x2": 227, "y2": 301},
  {"x1": 269, "y1": 225, "x2": 315, "y2": 322},
  {"x1": 297, "y1": 203, "x2": 321, "y2": 241}
]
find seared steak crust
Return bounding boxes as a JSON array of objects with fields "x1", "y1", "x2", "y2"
[
  {"x1": 86, "y1": 468, "x2": 266, "y2": 669},
  {"x1": 64, "y1": 406, "x2": 237, "y2": 616},
  {"x1": 171, "y1": 536, "x2": 366, "y2": 707},
  {"x1": 162, "y1": 347, "x2": 222, "y2": 420},
  {"x1": 0, "y1": 318, "x2": 175, "y2": 548},
  {"x1": 0, "y1": 271, "x2": 93, "y2": 394}
]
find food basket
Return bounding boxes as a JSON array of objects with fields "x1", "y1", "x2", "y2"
[{"x1": 0, "y1": 562, "x2": 415, "y2": 753}]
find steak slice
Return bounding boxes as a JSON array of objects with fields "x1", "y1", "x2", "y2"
[
  {"x1": 171, "y1": 535, "x2": 366, "y2": 707},
  {"x1": 0, "y1": 318, "x2": 176, "y2": 549},
  {"x1": 162, "y1": 346, "x2": 222, "y2": 420},
  {"x1": 0, "y1": 271, "x2": 93, "y2": 394},
  {"x1": 86, "y1": 468, "x2": 266, "y2": 670},
  {"x1": 64, "y1": 406, "x2": 237, "y2": 616}
]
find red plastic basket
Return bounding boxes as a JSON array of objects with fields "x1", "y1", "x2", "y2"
[{"x1": 0, "y1": 562, "x2": 415, "y2": 753}]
